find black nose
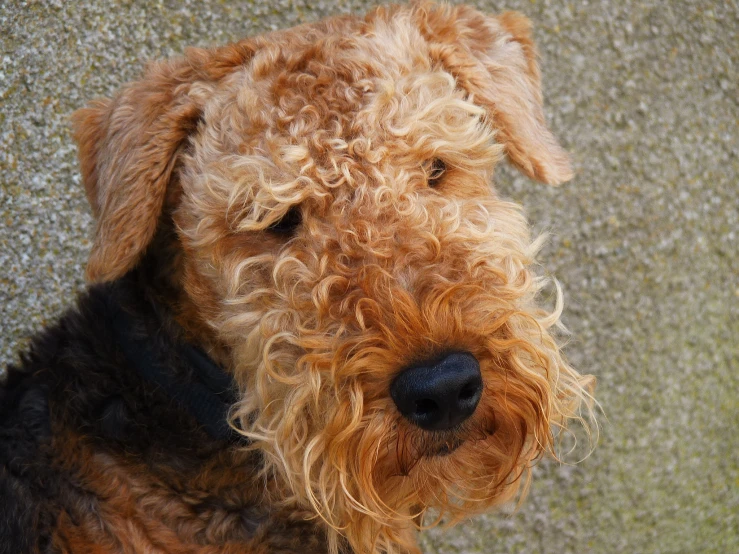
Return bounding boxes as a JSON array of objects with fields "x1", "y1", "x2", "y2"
[{"x1": 390, "y1": 351, "x2": 483, "y2": 431}]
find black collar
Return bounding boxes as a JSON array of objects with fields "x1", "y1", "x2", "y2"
[{"x1": 107, "y1": 293, "x2": 238, "y2": 442}]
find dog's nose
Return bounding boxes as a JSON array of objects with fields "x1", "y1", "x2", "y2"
[{"x1": 390, "y1": 351, "x2": 482, "y2": 431}]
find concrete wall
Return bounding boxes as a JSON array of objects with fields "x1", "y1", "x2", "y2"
[{"x1": 1, "y1": 1, "x2": 736, "y2": 552}]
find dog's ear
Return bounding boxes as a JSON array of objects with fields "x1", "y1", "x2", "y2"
[
  {"x1": 73, "y1": 45, "x2": 255, "y2": 282},
  {"x1": 418, "y1": 5, "x2": 573, "y2": 185}
]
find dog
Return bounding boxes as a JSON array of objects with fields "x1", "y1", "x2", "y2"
[{"x1": 0, "y1": 2, "x2": 595, "y2": 553}]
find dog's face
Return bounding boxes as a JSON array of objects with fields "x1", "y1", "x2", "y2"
[{"x1": 73, "y1": 3, "x2": 593, "y2": 553}]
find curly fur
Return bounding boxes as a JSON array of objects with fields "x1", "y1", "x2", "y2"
[{"x1": 3, "y1": 3, "x2": 595, "y2": 554}]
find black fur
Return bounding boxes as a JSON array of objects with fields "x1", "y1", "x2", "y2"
[{"x1": 0, "y1": 267, "x2": 330, "y2": 553}]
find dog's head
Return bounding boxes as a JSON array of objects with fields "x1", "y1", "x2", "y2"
[{"x1": 74, "y1": 3, "x2": 594, "y2": 553}]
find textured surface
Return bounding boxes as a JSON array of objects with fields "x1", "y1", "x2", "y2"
[{"x1": 1, "y1": 1, "x2": 737, "y2": 553}]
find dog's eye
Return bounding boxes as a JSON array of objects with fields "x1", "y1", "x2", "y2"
[
  {"x1": 267, "y1": 205, "x2": 302, "y2": 235},
  {"x1": 427, "y1": 158, "x2": 446, "y2": 187}
]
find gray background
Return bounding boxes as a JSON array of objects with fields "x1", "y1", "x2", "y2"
[{"x1": 1, "y1": 1, "x2": 737, "y2": 552}]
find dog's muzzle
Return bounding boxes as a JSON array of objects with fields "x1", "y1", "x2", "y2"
[{"x1": 390, "y1": 351, "x2": 482, "y2": 431}]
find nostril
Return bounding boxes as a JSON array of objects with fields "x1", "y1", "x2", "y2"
[
  {"x1": 414, "y1": 398, "x2": 438, "y2": 417},
  {"x1": 458, "y1": 383, "x2": 478, "y2": 402}
]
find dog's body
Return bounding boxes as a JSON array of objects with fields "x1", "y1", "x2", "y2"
[
  {"x1": 1, "y1": 266, "x2": 327, "y2": 553},
  {"x1": 1, "y1": 3, "x2": 594, "y2": 553}
]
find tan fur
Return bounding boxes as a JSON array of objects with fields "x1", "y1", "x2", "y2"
[
  {"x1": 50, "y1": 431, "x2": 324, "y2": 554},
  {"x1": 73, "y1": 3, "x2": 595, "y2": 553}
]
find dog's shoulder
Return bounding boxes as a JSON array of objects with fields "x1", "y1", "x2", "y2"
[
  {"x1": 0, "y1": 278, "x2": 242, "y2": 550},
  {"x1": 0, "y1": 285, "x2": 115, "y2": 552}
]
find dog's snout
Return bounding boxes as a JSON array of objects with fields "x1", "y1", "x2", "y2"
[{"x1": 390, "y1": 351, "x2": 482, "y2": 431}]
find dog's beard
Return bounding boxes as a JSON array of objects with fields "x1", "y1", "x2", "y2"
[
  {"x1": 230, "y1": 321, "x2": 593, "y2": 554},
  {"x1": 328, "y1": 360, "x2": 551, "y2": 554},
  {"x1": 245, "y1": 410, "x2": 524, "y2": 554}
]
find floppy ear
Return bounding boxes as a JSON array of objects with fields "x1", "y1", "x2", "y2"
[
  {"x1": 418, "y1": 5, "x2": 573, "y2": 185},
  {"x1": 73, "y1": 44, "x2": 256, "y2": 282}
]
